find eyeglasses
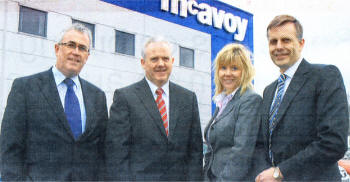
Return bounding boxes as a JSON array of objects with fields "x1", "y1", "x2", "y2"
[{"x1": 58, "y1": 41, "x2": 89, "y2": 53}]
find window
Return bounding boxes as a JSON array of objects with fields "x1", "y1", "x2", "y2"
[
  {"x1": 115, "y1": 30, "x2": 135, "y2": 56},
  {"x1": 180, "y1": 47, "x2": 194, "y2": 68},
  {"x1": 72, "y1": 19, "x2": 95, "y2": 48},
  {"x1": 18, "y1": 6, "x2": 47, "y2": 37}
]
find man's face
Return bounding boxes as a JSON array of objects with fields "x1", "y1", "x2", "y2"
[
  {"x1": 268, "y1": 22, "x2": 304, "y2": 72},
  {"x1": 141, "y1": 42, "x2": 174, "y2": 88},
  {"x1": 55, "y1": 29, "x2": 90, "y2": 77}
]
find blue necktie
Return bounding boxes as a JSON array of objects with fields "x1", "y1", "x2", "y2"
[
  {"x1": 268, "y1": 74, "x2": 287, "y2": 165},
  {"x1": 64, "y1": 78, "x2": 82, "y2": 139}
]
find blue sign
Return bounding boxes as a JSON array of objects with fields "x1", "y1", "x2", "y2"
[{"x1": 101, "y1": 0, "x2": 253, "y2": 114}]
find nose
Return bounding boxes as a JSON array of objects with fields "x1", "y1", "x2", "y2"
[
  {"x1": 276, "y1": 40, "x2": 283, "y2": 49},
  {"x1": 72, "y1": 46, "x2": 80, "y2": 55},
  {"x1": 224, "y1": 68, "x2": 232, "y2": 75},
  {"x1": 158, "y1": 59, "x2": 166, "y2": 66}
]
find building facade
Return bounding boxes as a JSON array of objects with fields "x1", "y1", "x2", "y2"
[{"x1": 0, "y1": 0, "x2": 253, "y2": 132}]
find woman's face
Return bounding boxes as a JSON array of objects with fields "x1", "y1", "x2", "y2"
[{"x1": 218, "y1": 63, "x2": 242, "y2": 94}]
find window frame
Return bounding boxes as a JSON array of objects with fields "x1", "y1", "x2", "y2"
[
  {"x1": 18, "y1": 5, "x2": 47, "y2": 37},
  {"x1": 179, "y1": 46, "x2": 195, "y2": 69},
  {"x1": 115, "y1": 30, "x2": 135, "y2": 56}
]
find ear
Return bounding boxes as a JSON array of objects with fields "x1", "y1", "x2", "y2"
[
  {"x1": 299, "y1": 38, "x2": 305, "y2": 48},
  {"x1": 54, "y1": 44, "x2": 60, "y2": 56},
  {"x1": 141, "y1": 58, "x2": 146, "y2": 68},
  {"x1": 171, "y1": 57, "x2": 174, "y2": 64}
]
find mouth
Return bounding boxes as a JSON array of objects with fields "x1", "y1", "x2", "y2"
[
  {"x1": 155, "y1": 69, "x2": 167, "y2": 73},
  {"x1": 67, "y1": 58, "x2": 81, "y2": 64},
  {"x1": 222, "y1": 79, "x2": 235, "y2": 84},
  {"x1": 273, "y1": 52, "x2": 289, "y2": 60}
]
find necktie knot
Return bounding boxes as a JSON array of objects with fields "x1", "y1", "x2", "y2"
[
  {"x1": 64, "y1": 78, "x2": 75, "y2": 88},
  {"x1": 156, "y1": 88, "x2": 164, "y2": 96},
  {"x1": 278, "y1": 74, "x2": 287, "y2": 83}
]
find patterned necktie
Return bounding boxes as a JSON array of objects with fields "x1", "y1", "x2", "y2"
[
  {"x1": 268, "y1": 74, "x2": 287, "y2": 165},
  {"x1": 156, "y1": 88, "x2": 169, "y2": 136},
  {"x1": 64, "y1": 78, "x2": 82, "y2": 139}
]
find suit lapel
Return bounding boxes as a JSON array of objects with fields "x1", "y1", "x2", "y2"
[
  {"x1": 168, "y1": 82, "x2": 182, "y2": 140},
  {"x1": 214, "y1": 88, "x2": 241, "y2": 122},
  {"x1": 272, "y1": 59, "x2": 310, "y2": 130},
  {"x1": 37, "y1": 68, "x2": 74, "y2": 139},
  {"x1": 262, "y1": 83, "x2": 277, "y2": 142},
  {"x1": 134, "y1": 79, "x2": 167, "y2": 137},
  {"x1": 204, "y1": 107, "x2": 219, "y2": 141},
  {"x1": 78, "y1": 78, "x2": 96, "y2": 140}
]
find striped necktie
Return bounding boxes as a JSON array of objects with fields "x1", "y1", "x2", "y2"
[
  {"x1": 268, "y1": 74, "x2": 287, "y2": 165},
  {"x1": 156, "y1": 88, "x2": 169, "y2": 136}
]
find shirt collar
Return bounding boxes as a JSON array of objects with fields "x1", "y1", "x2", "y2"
[
  {"x1": 214, "y1": 87, "x2": 239, "y2": 104},
  {"x1": 145, "y1": 77, "x2": 170, "y2": 97},
  {"x1": 283, "y1": 57, "x2": 303, "y2": 79},
  {"x1": 52, "y1": 66, "x2": 80, "y2": 88}
]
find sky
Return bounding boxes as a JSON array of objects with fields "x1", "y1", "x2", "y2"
[{"x1": 248, "y1": 0, "x2": 350, "y2": 97}]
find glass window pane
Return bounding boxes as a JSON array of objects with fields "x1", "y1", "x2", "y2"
[
  {"x1": 19, "y1": 6, "x2": 47, "y2": 37},
  {"x1": 180, "y1": 47, "x2": 194, "y2": 68},
  {"x1": 72, "y1": 19, "x2": 95, "y2": 48},
  {"x1": 115, "y1": 30, "x2": 135, "y2": 56}
]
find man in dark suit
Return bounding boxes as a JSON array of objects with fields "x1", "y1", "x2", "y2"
[
  {"x1": 105, "y1": 37, "x2": 203, "y2": 181},
  {"x1": 0, "y1": 23, "x2": 108, "y2": 181},
  {"x1": 255, "y1": 15, "x2": 349, "y2": 181}
]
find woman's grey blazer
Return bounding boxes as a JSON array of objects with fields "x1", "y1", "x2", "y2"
[{"x1": 204, "y1": 88, "x2": 262, "y2": 181}]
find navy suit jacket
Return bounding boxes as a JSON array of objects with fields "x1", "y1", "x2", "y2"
[
  {"x1": 254, "y1": 59, "x2": 349, "y2": 181},
  {"x1": 0, "y1": 68, "x2": 108, "y2": 181},
  {"x1": 105, "y1": 78, "x2": 203, "y2": 181}
]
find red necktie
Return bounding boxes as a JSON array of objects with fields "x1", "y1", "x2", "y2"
[{"x1": 156, "y1": 88, "x2": 169, "y2": 136}]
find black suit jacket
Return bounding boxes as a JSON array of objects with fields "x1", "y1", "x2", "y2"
[
  {"x1": 105, "y1": 78, "x2": 203, "y2": 181},
  {"x1": 0, "y1": 68, "x2": 108, "y2": 181},
  {"x1": 254, "y1": 59, "x2": 349, "y2": 181}
]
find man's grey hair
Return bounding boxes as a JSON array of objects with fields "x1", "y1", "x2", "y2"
[
  {"x1": 57, "y1": 23, "x2": 92, "y2": 49},
  {"x1": 141, "y1": 36, "x2": 173, "y2": 59}
]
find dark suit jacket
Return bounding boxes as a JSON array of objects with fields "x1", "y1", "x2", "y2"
[
  {"x1": 105, "y1": 78, "x2": 203, "y2": 181},
  {"x1": 0, "y1": 68, "x2": 108, "y2": 181},
  {"x1": 254, "y1": 59, "x2": 349, "y2": 181},
  {"x1": 203, "y1": 88, "x2": 262, "y2": 181}
]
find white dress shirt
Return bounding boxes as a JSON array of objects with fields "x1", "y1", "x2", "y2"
[{"x1": 52, "y1": 66, "x2": 87, "y2": 133}]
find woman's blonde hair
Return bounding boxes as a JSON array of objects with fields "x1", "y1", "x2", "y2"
[{"x1": 213, "y1": 43, "x2": 255, "y2": 96}]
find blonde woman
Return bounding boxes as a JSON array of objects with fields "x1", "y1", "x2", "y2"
[{"x1": 204, "y1": 43, "x2": 262, "y2": 181}]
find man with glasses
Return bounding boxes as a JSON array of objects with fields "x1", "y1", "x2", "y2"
[{"x1": 0, "y1": 23, "x2": 108, "y2": 181}]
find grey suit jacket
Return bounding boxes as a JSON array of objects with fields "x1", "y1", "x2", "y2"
[
  {"x1": 204, "y1": 88, "x2": 262, "y2": 181},
  {"x1": 255, "y1": 59, "x2": 349, "y2": 181},
  {"x1": 105, "y1": 78, "x2": 203, "y2": 181},
  {"x1": 0, "y1": 68, "x2": 108, "y2": 181}
]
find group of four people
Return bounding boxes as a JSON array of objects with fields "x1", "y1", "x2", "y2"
[{"x1": 1, "y1": 14, "x2": 349, "y2": 181}]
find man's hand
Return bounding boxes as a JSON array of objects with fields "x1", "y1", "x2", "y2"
[{"x1": 255, "y1": 167, "x2": 283, "y2": 182}]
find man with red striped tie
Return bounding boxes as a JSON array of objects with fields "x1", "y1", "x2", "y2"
[{"x1": 105, "y1": 36, "x2": 203, "y2": 181}]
